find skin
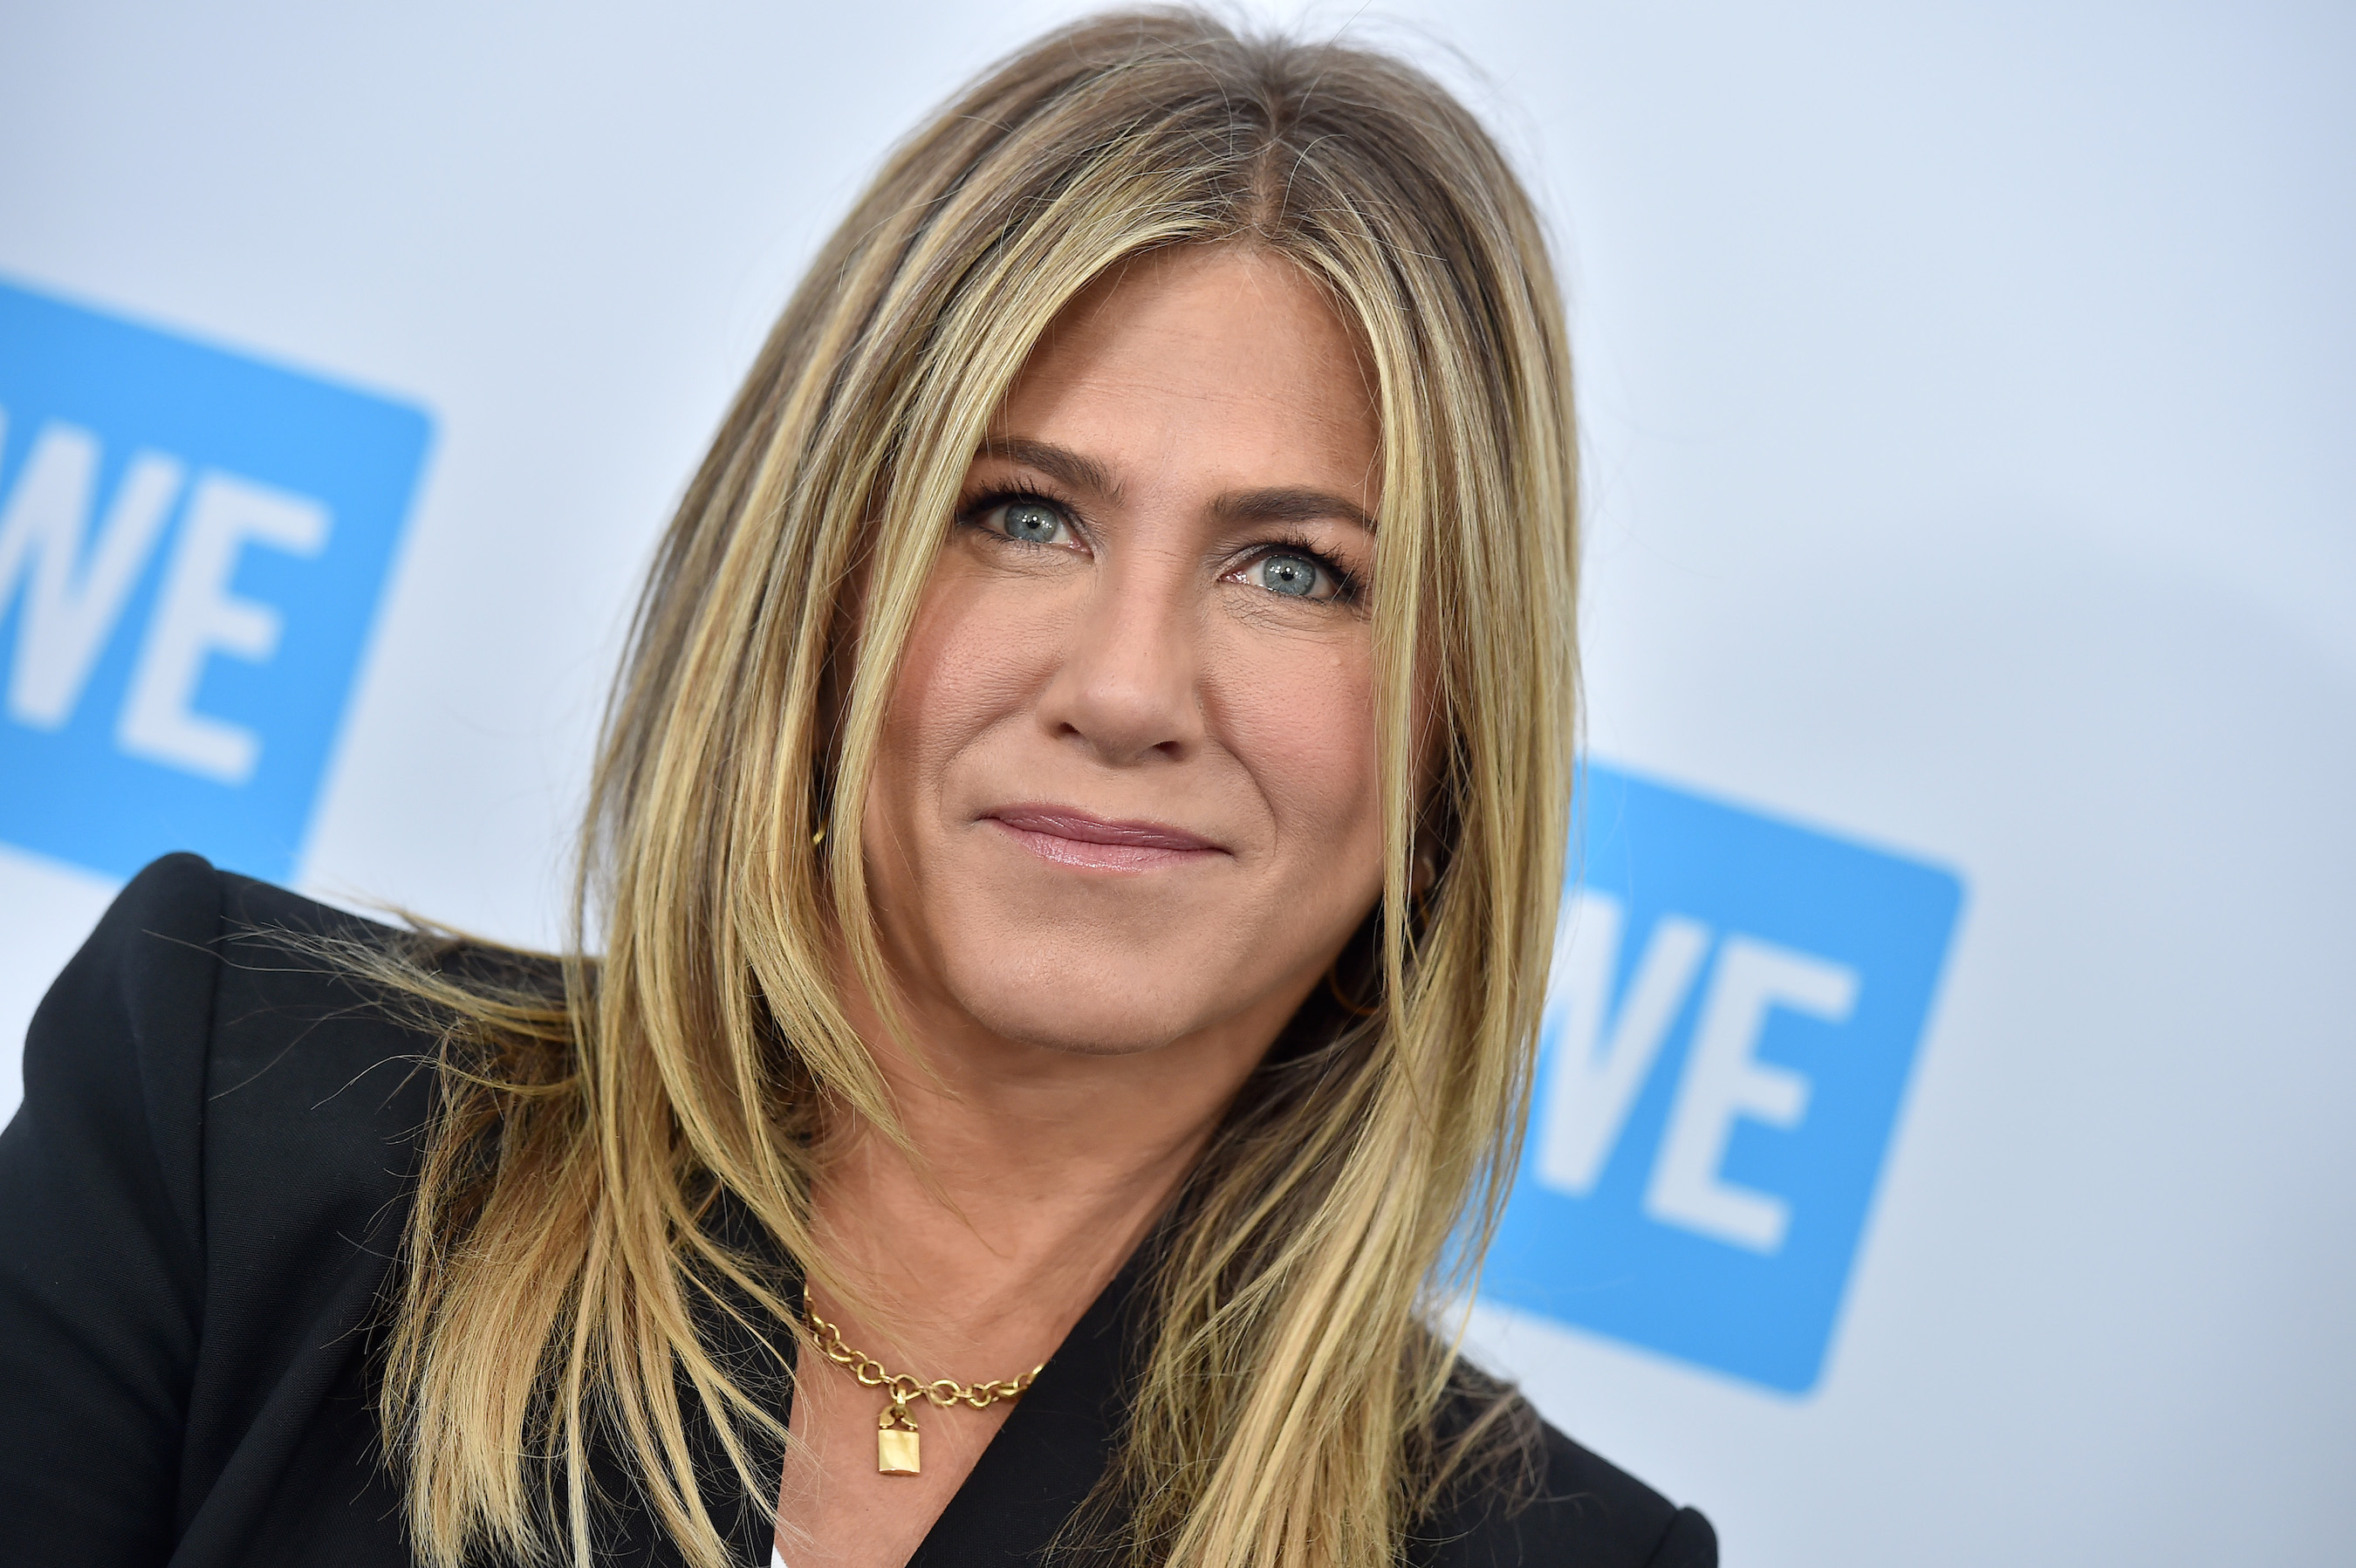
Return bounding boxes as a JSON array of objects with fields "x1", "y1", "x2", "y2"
[{"x1": 775, "y1": 245, "x2": 1387, "y2": 1568}]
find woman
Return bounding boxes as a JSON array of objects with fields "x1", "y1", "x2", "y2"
[{"x1": 0, "y1": 10, "x2": 1714, "y2": 1568}]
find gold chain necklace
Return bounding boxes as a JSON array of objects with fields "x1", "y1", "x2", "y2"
[{"x1": 805, "y1": 1309, "x2": 1044, "y2": 1476}]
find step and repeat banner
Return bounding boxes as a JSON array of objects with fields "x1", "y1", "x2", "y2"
[{"x1": 3, "y1": 3, "x2": 2349, "y2": 1564}]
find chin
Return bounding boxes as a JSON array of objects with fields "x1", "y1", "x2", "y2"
[{"x1": 942, "y1": 949, "x2": 1223, "y2": 1057}]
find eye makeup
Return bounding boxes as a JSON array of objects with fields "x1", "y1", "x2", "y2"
[{"x1": 952, "y1": 476, "x2": 1368, "y2": 606}]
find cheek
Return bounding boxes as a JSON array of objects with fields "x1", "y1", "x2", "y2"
[
  {"x1": 1212, "y1": 633, "x2": 1385, "y2": 880},
  {"x1": 876, "y1": 570, "x2": 1045, "y2": 794}
]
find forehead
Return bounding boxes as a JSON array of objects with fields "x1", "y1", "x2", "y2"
[{"x1": 993, "y1": 247, "x2": 1380, "y2": 497}]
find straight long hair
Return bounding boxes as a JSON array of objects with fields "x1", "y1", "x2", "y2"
[{"x1": 377, "y1": 11, "x2": 1579, "y2": 1567}]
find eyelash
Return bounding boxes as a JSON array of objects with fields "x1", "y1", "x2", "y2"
[
  {"x1": 955, "y1": 487, "x2": 1366, "y2": 606},
  {"x1": 956, "y1": 485, "x2": 1083, "y2": 544},
  {"x1": 1246, "y1": 526, "x2": 1366, "y2": 606}
]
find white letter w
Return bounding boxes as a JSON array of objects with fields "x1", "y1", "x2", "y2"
[
  {"x1": 0, "y1": 413, "x2": 187, "y2": 729},
  {"x1": 1534, "y1": 891, "x2": 1712, "y2": 1195}
]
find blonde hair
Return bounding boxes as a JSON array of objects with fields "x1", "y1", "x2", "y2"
[{"x1": 380, "y1": 10, "x2": 1578, "y2": 1567}]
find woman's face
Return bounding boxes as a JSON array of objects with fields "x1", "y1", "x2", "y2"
[{"x1": 865, "y1": 245, "x2": 1387, "y2": 1058}]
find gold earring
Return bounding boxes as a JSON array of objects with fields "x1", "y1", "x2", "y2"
[{"x1": 1325, "y1": 962, "x2": 1382, "y2": 1018}]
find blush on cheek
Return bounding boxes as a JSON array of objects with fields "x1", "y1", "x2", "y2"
[
  {"x1": 1204, "y1": 640, "x2": 1387, "y2": 909},
  {"x1": 880, "y1": 571, "x2": 1066, "y2": 803},
  {"x1": 898, "y1": 572, "x2": 1060, "y2": 737},
  {"x1": 865, "y1": 567, "x2": 1062, "y2": 952}
]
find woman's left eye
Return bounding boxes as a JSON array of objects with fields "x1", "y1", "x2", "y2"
[{"x1": 1237, "y1": 551, "x2": 1339, "y2": 600}]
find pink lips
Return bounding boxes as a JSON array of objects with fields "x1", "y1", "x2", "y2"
[{"x1": 984, "y1": 805, "x2": 1225, "y2": 872}]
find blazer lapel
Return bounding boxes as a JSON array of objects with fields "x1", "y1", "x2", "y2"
[{"x1": 903, "y1": 1249, "x2": 1148, "y2": 1568}]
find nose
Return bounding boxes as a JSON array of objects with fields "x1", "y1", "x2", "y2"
[{"x1": 1033, "y1": 551, "x2": 1204, "y2": 766}]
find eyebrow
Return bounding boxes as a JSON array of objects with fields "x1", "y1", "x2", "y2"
[
  {"x1": 977, "y1": 437, "x2": 1375, "y2": 533},
  {"x1": 976, "y1": 437, "x2": 1121, "y2": 502},
  {"x1": 1209, "y1": 486, "x2": 1377, "y2": 536}
]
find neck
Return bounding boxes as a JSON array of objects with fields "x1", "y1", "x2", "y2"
[{"x1": 807, "y1": 965, "x2": 1311, "y2": 1373}]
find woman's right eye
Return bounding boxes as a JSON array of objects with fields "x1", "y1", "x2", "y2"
[{"x1": 982, "y1": 497, "x2": 1073, "y2": 547}]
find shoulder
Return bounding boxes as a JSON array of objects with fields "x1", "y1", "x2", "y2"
[
  {"x1": 20, "y1": 852, "x2": 442, "y2": 1257},
  {"x1": 48, "y1": 848, "x2": 434, "y2": 1098},
  {"x1": 192, "y1": 859, "x2": 445, "y2": 1256},
  {"x1": 13, "y1": 853, "x2": 227, "y2": 1239},
  {"x1": 0, "y1": 854, "x2": 448, "y2": 1555},
  {"x1": 1412, "y1": 1390, "x2": 1716, "y2": 1568},
  {"x1": 34, "y1": 847, "x2": 417, "y2": 1035}
]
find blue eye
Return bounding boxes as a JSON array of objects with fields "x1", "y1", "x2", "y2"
[
  {"x1": 1250, "y1": 551, "x2": 1329, "y2": 599},
  {"x1": 994, "y1": 499, "x2": 1067, "y2": 544}
]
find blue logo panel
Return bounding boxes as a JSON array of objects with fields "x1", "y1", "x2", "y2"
[
  {"x1": 0, "y1": 279, "x2": 431, "y2": 882},
  {"x1": 1484, "y1": 763, "x2": 1964, "y2": 1393}
]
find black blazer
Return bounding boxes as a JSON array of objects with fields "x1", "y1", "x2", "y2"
[{"x1": 0, "y1": 854, "x2": 1716, "y2": 1567}]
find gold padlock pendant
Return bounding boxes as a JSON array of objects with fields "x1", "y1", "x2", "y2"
[{"x1": 877, "y1": 1400, "x2": 921, "y2": 1476}]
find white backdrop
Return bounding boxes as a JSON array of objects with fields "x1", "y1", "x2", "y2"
[{"x1": 3, "y1": 3, "x2": 2352, "y2": 1563}]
